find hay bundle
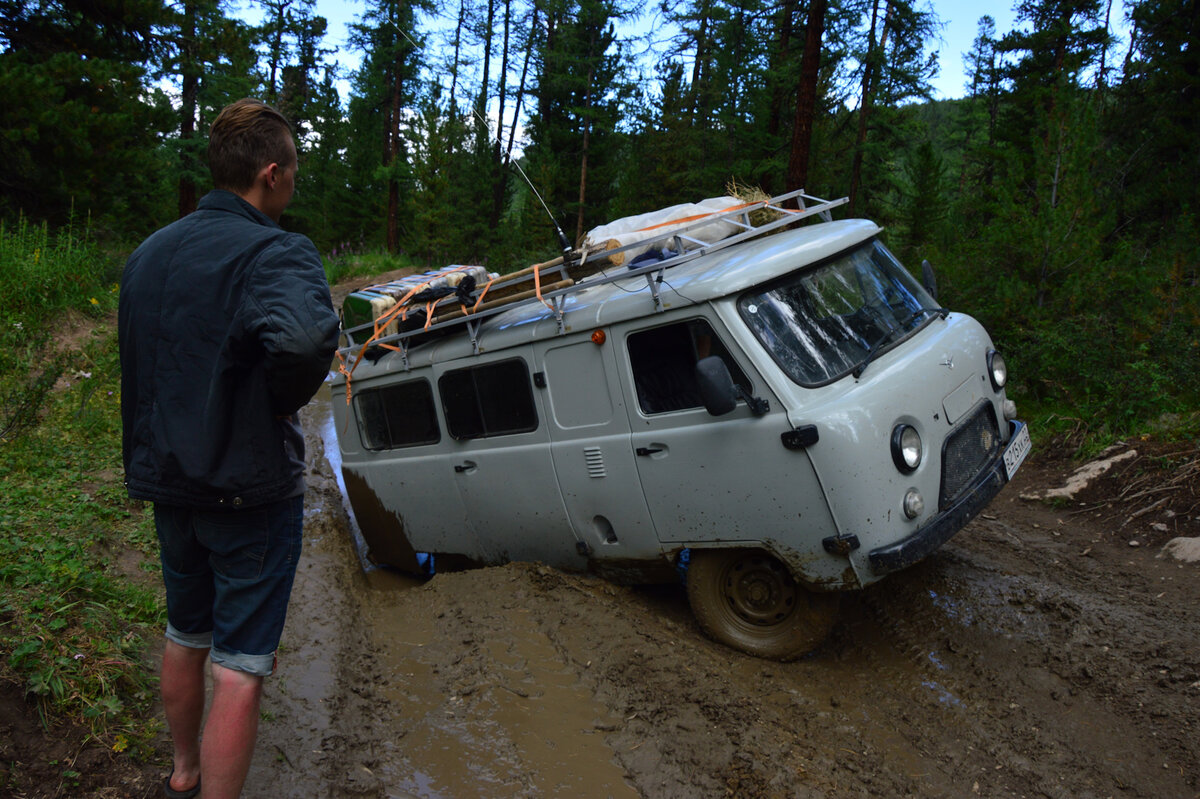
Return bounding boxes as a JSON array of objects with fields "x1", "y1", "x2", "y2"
[{"x1": 726, "y1": 179, "x2": 784, "y2": 228}]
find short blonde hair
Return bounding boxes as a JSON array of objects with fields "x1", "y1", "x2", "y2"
[{"x1": 208, "y1": 99, "x2": 295, "y2": 192}]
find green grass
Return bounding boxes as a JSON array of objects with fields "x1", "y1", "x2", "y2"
[
  {"x1": 323, "y1": 248, "x2": 419, "y2": 287},
  {"x1": 0, "y1": 221, "x2": 162, "y2": 756},
  {"x1": 0, "y1": 214, "x2": 120, "y2": 376}
]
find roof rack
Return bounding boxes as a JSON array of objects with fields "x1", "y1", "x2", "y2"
[{"x1": 337, "y1": 190, "x2": 847, "y2": 372}]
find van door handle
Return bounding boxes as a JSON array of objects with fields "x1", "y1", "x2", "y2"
[
  {"x1": 636, "y1": 447, "x2": 664, "y2": 457},
  {"x1": 454, "y1": 460, "x2": 477, "y2": 473}
]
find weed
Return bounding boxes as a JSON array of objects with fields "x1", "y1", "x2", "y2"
[
  {"x1": 324, "y1": 249, "x2": 417, "y2": 286},
  {"x1": 0, "y1": 323, "x2": 164, "y2": 753}
]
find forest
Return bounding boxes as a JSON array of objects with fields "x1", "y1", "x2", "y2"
[{"x1": 0, "y1": 0, "x2": 1197, "y2": 435}]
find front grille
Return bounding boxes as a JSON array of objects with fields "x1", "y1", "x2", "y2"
[{"x1": 940, "y1": 401, "x2": 1001, "y2": 510}]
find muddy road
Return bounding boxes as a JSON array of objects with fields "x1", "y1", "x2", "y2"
[{"x1": 238, "y1": 391, "x2": 1199, "y2": 799}]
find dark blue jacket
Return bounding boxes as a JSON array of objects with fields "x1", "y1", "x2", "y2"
[{"x1": 119, "y1": 190, "x2": 341, "y2": 509}]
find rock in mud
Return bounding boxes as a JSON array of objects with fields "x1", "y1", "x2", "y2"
[{"x1": 1158, "y1": 536, "x2": 1200, "y2": 563}]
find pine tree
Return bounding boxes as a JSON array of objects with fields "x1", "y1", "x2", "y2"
[
  {"x1": 348, "y1": 0, "x2": 428, "y2": 253},
  {"x1": 155, "y1": 0, "x2": 261, "y2": 217},
  {"x1": 524, "y1": 0, "x2": 631, "y2": 243},
  {"x1": 0, "y1": 0, "x2": 176, "y2": 227}
]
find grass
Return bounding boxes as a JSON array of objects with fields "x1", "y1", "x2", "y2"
[
  {"x1": 0, "y1": 220, "x2": 162, "y2": 757},
  {"x1": 0, "y1": 213, "x2": 120, "y2": 376},
  {"x1": 324, "y1": 248, "x2": 419, "y2": 287}
]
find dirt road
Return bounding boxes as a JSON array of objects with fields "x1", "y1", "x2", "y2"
[{"x1": 233, "y1": 393, "x2": 1200, "y2": 799}]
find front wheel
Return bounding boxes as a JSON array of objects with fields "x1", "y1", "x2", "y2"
[{"x1": 686, "y1": 548, "x2": 839, "y2": 660}]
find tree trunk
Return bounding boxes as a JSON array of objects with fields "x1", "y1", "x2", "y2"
[
  {"x1": 785, "y1": 0, "x2": 827, "y2": 198},
  {"x1": 449, "y1": 0, "x2": 465, "y2": 109},
  {"x1": 690, "y1": 4, "x2": 710, "y2": 126},
  {"x1": 478, "y1": 0, "x2": 495, "y2": 131},
  {"x1": 387, "y1": 58, "x2": 402, "y2": 253},
  {"x1": 766, "y1": 0, "x2": 798, "y2": 139},
  {"x1": 504, "y1": 2, "x2": 538, "y2": 165},
  {"x1": 848, "y1": 0, "x2": 892, "y2": 216},
  {"x1": 575, "y1": 67, "x2": 594, "y2": 244},
  {"x1": 265, "y1": 0, "x2": 294, "y2": 103},
  {"x1": 178, "y1": 0, "x2": 198, "y2": 218},
  {"x1": 490, "y1": 0, "x2": 512, "y2": 229}
]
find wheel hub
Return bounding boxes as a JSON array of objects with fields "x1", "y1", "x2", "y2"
[{"x1": 725, "y1": 556, "x2": 798, "y2": 626}]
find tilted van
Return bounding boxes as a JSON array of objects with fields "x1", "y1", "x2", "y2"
[{"x1": 330, "y1": 191, "x2": 1031, "y2": 658}]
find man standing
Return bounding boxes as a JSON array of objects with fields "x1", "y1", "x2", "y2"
[{"x1": 119, "y1": 98, "x2": 341, "y2": 799}]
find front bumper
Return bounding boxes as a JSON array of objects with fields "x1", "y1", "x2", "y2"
[{"x1": 867, "y1": 420, "x2": 1025, "y2": 576}]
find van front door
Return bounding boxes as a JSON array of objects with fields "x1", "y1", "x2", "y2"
[{"x1": 620, "y1": 318, "x2": 838, "y2": 563}]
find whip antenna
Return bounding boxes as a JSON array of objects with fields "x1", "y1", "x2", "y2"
[{"x1": 389, "y1": 21, "x2": 574, "y2": 256}]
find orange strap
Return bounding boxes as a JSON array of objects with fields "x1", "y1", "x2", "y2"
[
  {"x1": 472, "y1": 277, "x2": 495, "y2": 312},
  {"x1": 532, "y1": 263, "x2": 555, "y2": 313},
  {"x1": 633, "y1": 201, "x2": 758, "y2": 233},
  {"x1": 338, "y1": 265, "x2": 476, "y2": 403}
]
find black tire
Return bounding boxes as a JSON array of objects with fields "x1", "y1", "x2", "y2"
[{"x1": 686, "y1": 548, "x2": 839, "y2": 660}]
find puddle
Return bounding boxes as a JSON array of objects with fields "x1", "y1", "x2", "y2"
[
  {"x1": 363, "y1": 597, "x2": 638, "y2": 798},
  {"x1": 292, "y1": 387, "x2": 638, "y2": 798}
]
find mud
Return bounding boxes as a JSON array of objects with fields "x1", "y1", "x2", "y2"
[
  {"x1": 5, "y1": 285, "x2": 1197, "y2": 798},
  {"x1": 231, "y1": 393, "x2": 1200, "y2": 799}
]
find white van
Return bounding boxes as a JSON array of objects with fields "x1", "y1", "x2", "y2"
[{"x1": 330, "y1": 191, "x2": 1031, "y2": 659}]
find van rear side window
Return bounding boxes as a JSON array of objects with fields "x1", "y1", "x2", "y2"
[
  {"x1": 440, "y1": 359, "x2": 538, "y2": 439},
  {"x1": 356, "y1": 380, "x2": 440, "y2": 450}
]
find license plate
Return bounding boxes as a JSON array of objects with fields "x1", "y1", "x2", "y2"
[{"x1": 1003, "y1": 422, "x2": 1031, "y2": 480}]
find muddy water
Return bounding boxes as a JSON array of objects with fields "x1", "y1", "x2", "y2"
[
  {"x1": 240, "y1": 389, "x2": 1200, "y2": 799},
  {"x1": 245, "y1": 388, "x2": 640, "y2": 799}
]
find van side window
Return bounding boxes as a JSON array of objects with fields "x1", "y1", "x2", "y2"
[
  {"x1": 440, "y1": 358, "x2": 538, "y2": 439},
  {"x1": 355, "y1": 380, "x2": 440, "y2": 450},
  {"x1": 627, "y1": 320, "x2": 751, "y2": 414}
]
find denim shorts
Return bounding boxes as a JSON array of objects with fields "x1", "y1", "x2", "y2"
[{"x1": 155, "y1": 495, "x2": 303, "y2": 676}]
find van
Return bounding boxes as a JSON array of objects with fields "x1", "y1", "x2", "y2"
[{"x1": 329, "y1": 191, "x2": 1031, "y2": 659}]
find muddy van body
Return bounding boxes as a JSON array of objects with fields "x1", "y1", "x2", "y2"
[{"x1": 331, "y1": 192, "x2": 1031, "y2": 658}]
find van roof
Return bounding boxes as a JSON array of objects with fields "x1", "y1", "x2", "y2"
[{"x1": 349, "y1": 217, "x2": 882, "y2": 376}]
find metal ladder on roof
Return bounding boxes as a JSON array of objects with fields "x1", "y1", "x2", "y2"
[{"x1": 338, "y1": 189, "x2": 847, "y2": 370}]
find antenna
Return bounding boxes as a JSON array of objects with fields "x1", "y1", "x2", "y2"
[{"x1": 389, "y1": 21, "x2": 574, "y2": 257}]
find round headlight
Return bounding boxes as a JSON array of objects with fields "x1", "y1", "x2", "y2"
[
  {"x1": 987, "y1": 350, "x2": 1008, "y2": 390},
  {"x1": 891, "y1": 424, "x2": 922, "y2": 473},
  {"x1": 903, "y1": 488, "x2": 925, "y2": 519}
]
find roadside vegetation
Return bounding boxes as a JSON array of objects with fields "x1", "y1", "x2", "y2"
[
  {"x1": 0, "y1": 214, "x2": 426, "y2": 780},
  {"x1": 1, "y1": 0, "x2": 1198, "y2": 784},
  {"x1": 0, "y1": 220, "x2": 163, "y2": 761}
]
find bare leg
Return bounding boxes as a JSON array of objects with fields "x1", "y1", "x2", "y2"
[
  {"x1": 199, "y1": 662, "x2": 264, "y2": 799},
  {"x1": 161, "y1": 640, "x2": 208, "y2": 793}
]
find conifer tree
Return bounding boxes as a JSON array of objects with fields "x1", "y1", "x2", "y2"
[
  {"x1": 348, "y1": 0, "x2": 427, "y2": 253},
  {"x1": 0, "y1": 0, "x2": 175, "y2": 227},
  {"x1": 524, "y1": 0, "x2": 630, "y2": 243}
]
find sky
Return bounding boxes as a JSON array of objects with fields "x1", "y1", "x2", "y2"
[
  {"x1": 926, "y1": 0, "x2": 1018, "y2": 99},
  {"x1": 267, "y1": 0, "x2": 1119, "y2": 103}
]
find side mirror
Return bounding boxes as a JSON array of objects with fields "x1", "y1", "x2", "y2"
[
  {"x1": 695, "y1": 356, "x2": 738, "y2": 416},
  {"x1": 921, "y1": 259, "x2": 938, "y2": 301}
]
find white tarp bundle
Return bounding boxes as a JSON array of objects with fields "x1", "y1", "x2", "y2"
[{"x1": 583, "y1": 196, "x2": 745, "y2": 266}]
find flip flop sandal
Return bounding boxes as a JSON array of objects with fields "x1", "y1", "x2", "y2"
[{"x1": 163, "y1": 771, "x2": 201, "y2": 799}]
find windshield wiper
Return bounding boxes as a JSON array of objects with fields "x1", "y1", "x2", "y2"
[{"x1": 852, "y1": 307, "x2": 947, "y2": 379}]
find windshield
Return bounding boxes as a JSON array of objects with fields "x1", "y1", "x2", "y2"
[{"x1": 737, "y1": 240, "x2": 940, "y2": 386}]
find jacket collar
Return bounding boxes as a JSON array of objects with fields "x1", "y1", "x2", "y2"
[{"x1": 197, "y1": 190, "x2": 281, "y2": 230}]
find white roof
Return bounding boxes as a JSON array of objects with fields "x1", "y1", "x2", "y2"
[{"x1": 351, "y1": 217, "x2": 882, "y2": 377}]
